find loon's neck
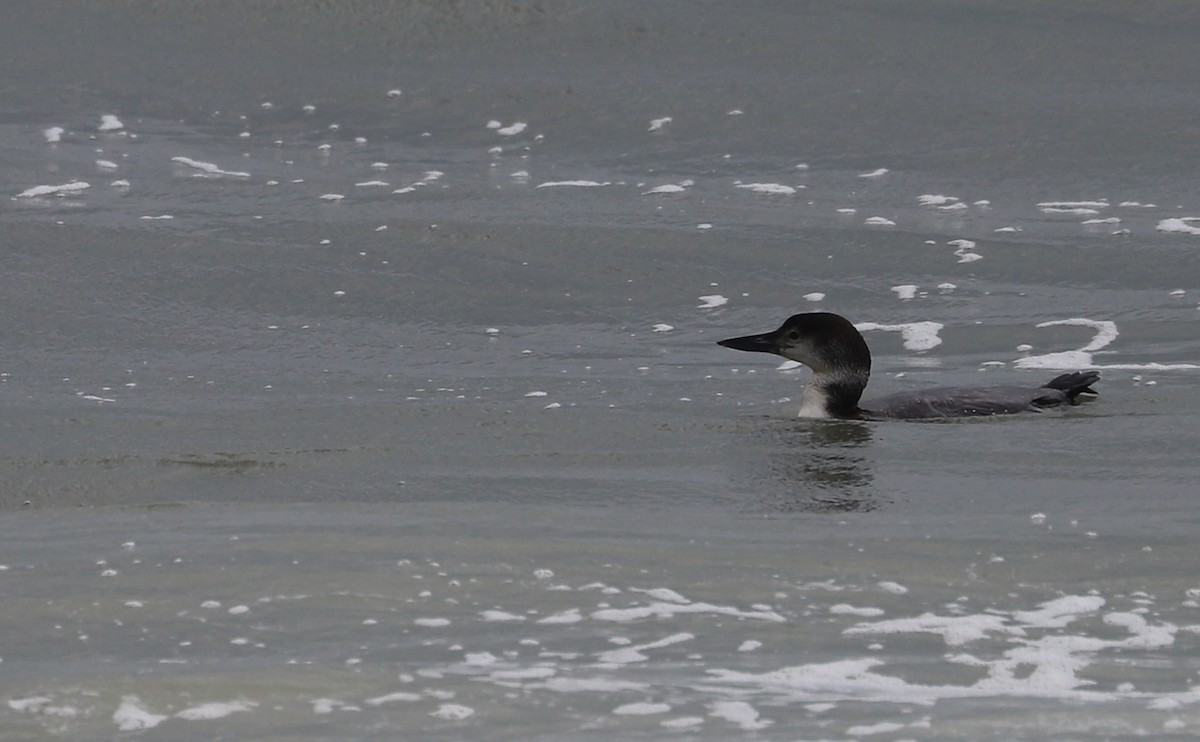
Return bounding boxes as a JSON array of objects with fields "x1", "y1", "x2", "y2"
[{"x1": 798, "y1": 370, "x2": 869, "y2": 419}]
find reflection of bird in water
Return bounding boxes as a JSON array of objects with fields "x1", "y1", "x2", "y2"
[
  {"x1": 742, "y1": 420, "x2": 879, "y2": 513},
  {"x1": 719, "y1": 312, "x2": 1099, "y2": 419}
]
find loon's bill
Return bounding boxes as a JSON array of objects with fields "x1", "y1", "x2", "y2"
[{"x1": 718, "y1": 311, "x2": 1099, "y2": 420}]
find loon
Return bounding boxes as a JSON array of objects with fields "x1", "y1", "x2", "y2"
[{"x1": 717, "y1": 312, "x2": 1099, "y2": 420}]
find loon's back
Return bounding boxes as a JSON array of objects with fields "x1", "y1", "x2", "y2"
[{"x1": 860, "y1": 371, "x2": 1100, "y2": 420}]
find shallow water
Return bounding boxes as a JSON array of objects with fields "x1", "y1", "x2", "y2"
[
  {"x1": 3, "y1": 1, "x2": 1200, "y2": 738},
  {"x1": 4, "y1": 505, "x2": 1200, "y2": 739}
]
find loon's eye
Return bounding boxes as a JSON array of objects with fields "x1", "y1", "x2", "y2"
[{"x1": 788, "y1": 330, "x2": 800, "y2": 341}]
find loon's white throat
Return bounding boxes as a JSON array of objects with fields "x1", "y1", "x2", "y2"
[
  {"x1": 795, "y1": 371, "x2": 866, "y2": 419},
  {"x1": 718, "y1": 311, "x2": 1099, "y2": 420}
]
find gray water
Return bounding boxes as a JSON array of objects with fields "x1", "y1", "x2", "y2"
[{"x1": 3, "y1": 2, "x2": 1200, "y2": 738}]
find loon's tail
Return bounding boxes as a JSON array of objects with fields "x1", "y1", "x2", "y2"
[{"x1": 1042, "y1": 371, "x2": 1100, "y2": 404}]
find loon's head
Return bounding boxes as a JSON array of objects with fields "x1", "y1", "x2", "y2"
[{"x1": 717, "y1": 312, "x2": 872, "y2": 417}]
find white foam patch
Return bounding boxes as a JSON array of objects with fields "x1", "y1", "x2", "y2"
[
  {"x1": 631, "y1": 587, "x2": 690, "y2": 603},
  {"x1": 864, "y1": 216, "x2": 895, "y2": 226},
  {"x1": 15, "y1": 181, "x2": 90, "y2": 198},
  {"x1": 856, "y1": 322, "x2": 944, "y2": 352},
  {"x1": 858, "y1": 168, "x2": 889, "y2": 178},
  {"x1": 592, "y1": 600, "x2": 784, "y2": 623},
  {"x1": 642, "y1": 180, "x2": 692, "y2": 195},
  {"x1": 430, "y1": 703, "x2": 475, "y2": 720},
  {"x1": 537, "y1": 608, "x2": 583, "y2": 624},
  {"x1": 175, "y1": 701, "x2": 257, "y2": 720},
  {"x1": 414, "y1": 617, "x2": 451, "y2": 627},
  {"x1": 918, "y1": 194, "x2": 959, "y2": 207},
  {"x1": 708, "y1": 593, "x2": 1179, "y2": 707},
  {"x1": 113, "y1": 696, "x2": 167, "y2": 731},
  {"x1": 1040, "y1": 208, "x2": 1100, "y2": 215},
  {"x1": 480, "y1": 609, "x2": 526, "y2": 622},
  {"x1": 803, "y1": 292, "x2": 825, "y2": 302},
  {"x1": 830, "y1": 604, "x2": 886, "y2": 617},
  {"x1": 1012, "y1": 318, "x2": 1116, "y2": 370},
  {"x1": 7, "y1": 696, "x2": 76, "y2": 719},
  {"x1": 496, "y1": 122, "x2": 527, "y2": 136},
  {"x1": 596, "y1": 632, "x2": 693, "y2": 665},
  {"x1": 1157, "y1": 217, "x2": 1200, "y2": 235},
  {"x1": 848, "y1": 721, "x2": 907, "y2": 735},
  {"x1": 43, "y1": 126, "x2": 64, "y2": 143},
  {"x1": 889, "y1": 284, "x2": 918, "y2": 300},
  {"x1": 652, "y1": 323, "x2": 674, "y2": 333},
  {"x1": 365, "y1": 692, "x2": 421, "y2": 706},
  {"x1": 846, "y1": 612, "x2": 1021, "y2": 646},
  {"x1": 735, "y1": 183, "x2": 796, "y2": 195},
  {"x1": 1036, "y1": 198, "x2": 1108, "y2": 208},
  {"x1": 945, "y1": 238, "x2": 982, "y2": 263},
  {"x1": 1011, "y1": 595, "x2": 1105, "y2": 629},
  {"x1": 8, "y1": 696, "x2": 54, "y2": 712},
  {"x1": 74, "y1": 561, "x2": 1200, "y2": 736},
  {"x1": 614, "y1": 701, "x2": 671, "y2": 715},
  {"x1": 707, "y1": 658, "x2": 914, "y2": 701},
  {"x1": 697, "y1": 294, "x2": 728, "y2": 309},
  {"x1": 465, "y1": 651, "x2": 499, "y2": 666},
  {"x1": 536, "y1": 180, "x2": 610, "y2": 188},
  {"x1": 489, "y1": 666, "x2": 557, "y2": 682},
  {"x1": 1038, "y1": 200, "x2": 1108, "y2": 215},
  {"x1": 311, "y1": 698, "x2": 344, "y2": 714},
  {"x1": 1008, "y1": 314, "x2": 1195, "y2": 369},
  {"x1": 171, "y1": 156, "x2": 250, "y2": 178},
  {"x1": 709, "y1": 700, "x2": 771, "y2": 730},
  {"x1": 538, "y1": 678, "x2": 649, "y2": 693},
  {"x1": 648, "y1": 117, "x2": 672, "y2": 132},
  {"x1": 99, "y1": 114, "x2": 124, "y2": 132}
]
